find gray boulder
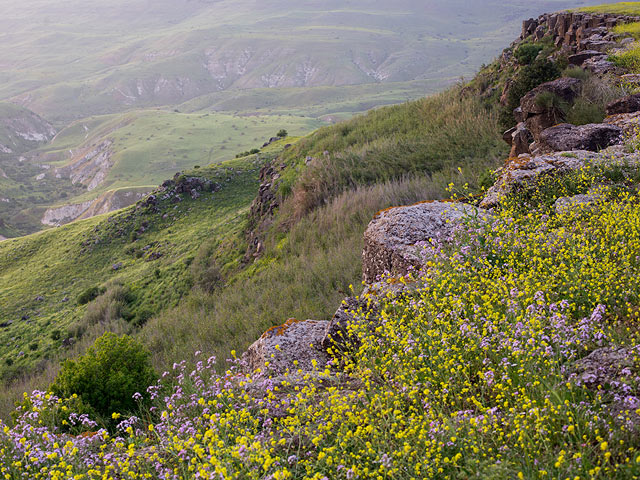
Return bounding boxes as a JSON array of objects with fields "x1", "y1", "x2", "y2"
[
  {"x1": 568, "y1": 50, "x2": 606, "y2": 66},
  {"x1": 537, "y1": 123, "x2": 623, "y2": 153},
  {"x1": 362, "y1": 201, "x2": 489, "y2": 283},
  {"x1": 242, "y1": 319, "x2": 330, "y2": 376},
  {"x1": 606, "y1": 93, "x2": 640, "y2": 115}
]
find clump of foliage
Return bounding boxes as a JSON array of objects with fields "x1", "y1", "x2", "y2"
[
  {"x1": 277, "y1": 129, "x2": 288, "y2": 138},
  {"x1": 514, "y1": 43, "x2": 544, "y2": 65},
  {"x1": 500, "y1": 58, "x2": 562, "y2": 129},
  {"x1": 614, "y1": 21, "x2": 640, "y2": 39},
  {"x1": 50, "y1": 332, "x2": 156, "y2": 420},
  {"x1": 77, "y1": 285, "x2": 105, "y2": 305}
]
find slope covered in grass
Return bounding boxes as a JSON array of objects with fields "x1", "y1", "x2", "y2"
[{"x1": 4, "y1": 163, "x2": 640, "y2": 479}]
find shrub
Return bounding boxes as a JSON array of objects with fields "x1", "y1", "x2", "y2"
[
  {"x1": 514, "y1": 43, "x2": 544, "y2": 65},
  {"x1": 563, "y1": 66, "x2": 590, "y2": 81},
  {"x1": 277, "y1": 129, "x2": 288, "y2": 138},
  {"x1": 50, "y1": 332, "x2": 156, "y2": 419},
  {"x1": 610, "y1": 42, "x2": 640, "y2": 73},
  {"x1": 567, "y1": 98, "x2": 606, "y2": 125},
  {"x1": 501, "y1": 59, "x2": 562, "y2": 129}
]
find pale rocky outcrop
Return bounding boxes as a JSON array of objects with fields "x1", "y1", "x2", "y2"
[
  {"x1": 481, "y1": 149, "x2": 640, "y2": 208},
  {"x1": 242, "y1": 319, "x2": 330, "y2": 376},
  {"x1": 554, "y1": 193, "x2": 603, "y2": 214},
  {"x1": 362, "y1": 201, "x2": 489, "y2": 283}
]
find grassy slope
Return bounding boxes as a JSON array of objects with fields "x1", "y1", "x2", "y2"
[
  {"x1": 0, "y1": 110, "x2": 320, "y2": 237},
  {"x1": 0, "y1": 86, "x2": 507, "y2": 417},
  {"x1": 579, "y1": 2, "x2": 640, "y2": 14},
  {"x1": 0, "y1": 155, "x2": 263, "y2": 383}
]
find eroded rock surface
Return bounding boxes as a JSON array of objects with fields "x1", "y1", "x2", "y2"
[
  {"x1": 362, "y1": 201, "x2": 489, "y2": 283},
  {"x1": 481, "y1": 149, "x2": 640, "y2": 208},
  {"x1": 537, "y1": 123, "x2": 622, "y2": 153},
  {"x1": 606, "y1": 94, "x2": 640, "y2": 116},
  {"x1": 242, "y1": 319, "x2": 330, "y2": 376}
]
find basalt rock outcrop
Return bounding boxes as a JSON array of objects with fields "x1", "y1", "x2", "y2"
[
  {"x1": 521, "y1": 11, "x2": 640, "y2": 53},
  {"x1": 481, "y1": 149, "x2": 640, "y2": 209},
  {"x1": 362, "y1": 201, "x2": 490, "y2": 283},
  {"x1": 537, "y1": 123, "x2": 623, "y2": 154},
  {"x1": 244, "y1": 161, "x2": 286, "y2": 262},
  {"x1": 606, "y1": 94, "x2": 640, "y2": 116},
  {"x1": 242, "y1": 319, "x2": 330, "y2": 376},
  {"x1": 522, "y1": 78, "x2": 582, "y2": 140}
]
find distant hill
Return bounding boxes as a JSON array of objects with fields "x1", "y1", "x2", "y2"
[{"x1": 0, "y1": 0, "x2": 605, "y2": 123}]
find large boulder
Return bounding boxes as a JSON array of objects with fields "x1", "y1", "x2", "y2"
[
  {"x1": 362, "y1": 201, "x2": 489, "y2": 283},
  {"x1": 606, "y1": 93, "x2": 640, "y2": 116},
  {"x1": 510, "y1": 123, "x2": 533, "y2": 157},
  {"x1": 242, "y1": 319, "x2": 330, "y2": 376},
  {"x1": 520, "y1": 78, "x2": 582, "y2": 116},
  {"x1": 568, "y1": 50, "x2": 606, "y2": 66},
  {"x1": 537, "y1": 123, "x2": 623, "y2": 153}
]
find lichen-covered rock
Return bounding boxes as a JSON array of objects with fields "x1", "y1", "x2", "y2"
[
  {"x1": 510, "y1": 123, "x2": 533, "y2": 157},
  {"x1": 606, "y1": 94, "x2": 640, "y2": 116},
  {"x1": 242, "y1": 319, "x2": 330, "y2": 376},
  {"x1": 571, "y1": 346, "x2": 640, "y2": 428},
  {"x1": 605, "y1": 111, "x2": 640, "y2": 135},
  {"x1": 362, "y1": 201, "x2": 489, "y2": 283},
  {"x1": 481, "y1": 149, "x2": 640, "y2": 208},
  {"x1": 537, "y1": 123, "x2": 623, "y2": 153}
]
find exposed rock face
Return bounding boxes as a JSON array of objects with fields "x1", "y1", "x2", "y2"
[
  {"x1": 537, "y1": 123, "x2": 623, "y2": 153},
  {"x1": 42, "y1": 201, "x2": 94, "y2": 226},
  {"x1": 521, "y1": 12, "x2": 640, "y2": 52},
  {"x1": 244, "y1": 162, "x2": 285, "y2": 262},
  {"x1": 242, "y1": 319, "x2": 330, "y2": 376},
  {"x1": 54, "y1": 140, "x2": 114, "y2": 191},
  {"x1": 362, "y1": 201, "x2": 489, "y2": 283},
  {"x1": 519, "y1": 78, "x2": 582, "y2": 142},
  {"x1": 606, "y1": 94, "x2": 640, "y2": 116},
  {"x1": 505, "y1": 122, "x2": 533, "y2": 157},
  {"x1": 568, "y1": 50, "x2": 605, "y2": 66},
  {"x1": 481, "y1": 149, "x2": 640, "y2": 208}
]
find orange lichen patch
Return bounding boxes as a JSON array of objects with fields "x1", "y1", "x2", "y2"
[{"x1": 261, "y1": 318, "x2": 303, "y2": 339}]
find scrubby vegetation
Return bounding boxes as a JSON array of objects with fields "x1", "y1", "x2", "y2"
[{"x1": 3, "y1": 163, "x2": 640, "y2": 478}]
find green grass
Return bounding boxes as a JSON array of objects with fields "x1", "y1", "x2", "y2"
[
  {"x1": 614, "y1": 20, "x2": 640, "y2": 38},
  {"x1": 0, "y1": 109, "x2": 320, "y2": 237},
  {"x1": 0, "y1": 155, "x2": 263, "y2": 390},
  {"x1": 579, "y1": 2, "x2": 640, "y2": 15}
]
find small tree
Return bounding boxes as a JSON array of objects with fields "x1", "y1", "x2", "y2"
[
  {"x1": 51, "y1": 332, "x2": 156, "y2": 420},
  {"x1": 277, "y1": 129, "x2": 288, "y2": 138}
]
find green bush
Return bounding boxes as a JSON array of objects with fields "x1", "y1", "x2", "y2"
[
  {"x1": 514, "y1": 43, "x2": 544, "y2": 65},
  {"x1": 500, "y1": 59, "x2": 562, "y2": 130},
  {"x1": 50, "y1": 332, "x2": 156, "y2": 420},
  {"x1": 567, "y1": 98, "x2": 606, "y2": 125},
  {"x1": 563, "y1": 66, "x2": 590, "y2": 81},
  {"x1": 277, "y1": 129, "x2": 288, "y2": 138}
]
